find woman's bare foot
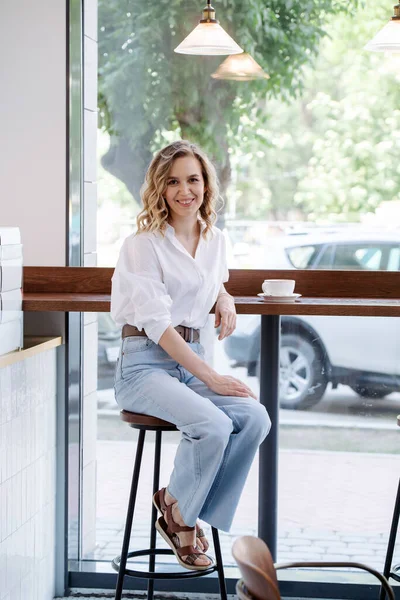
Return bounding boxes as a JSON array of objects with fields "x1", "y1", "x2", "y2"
[
  {"x1": 164, "y1": 488, "x2": 176, "y2": 505},
  {"x1": 163, "y1": 489, "x2": 209, "y2": 552}
]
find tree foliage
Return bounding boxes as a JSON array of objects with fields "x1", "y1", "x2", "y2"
[
  {"x1": 293, "y1": 0, "x2": 400, "y2": 220},
  {"x1": 98, "y1": 0, "x2": 356, "y2": 210},
  {"x1": 229, "y1": 0, "x2": 400, "y2": 222}
]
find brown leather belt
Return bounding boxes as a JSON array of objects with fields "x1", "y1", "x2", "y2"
[{"x1": 122, "y1": 323, "x2": 200, "y2": 343}]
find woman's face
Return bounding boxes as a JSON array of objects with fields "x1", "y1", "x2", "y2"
[{"x1": 164, "y1": 156, "x2": 205, "y2": 221}]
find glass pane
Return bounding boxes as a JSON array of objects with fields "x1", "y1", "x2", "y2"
[
  {"x1": 91, "y1": 314, "x2": 400, "y2": 573},
  {"x1": 277, "y1": 315, "x2": 400, "y2": 570},
  {"x1": 92, "y1": 0, "x2": 400, "y2": 580},
  {"x1": 224, "y1": 314, "x2": 400, "y2": 569}
]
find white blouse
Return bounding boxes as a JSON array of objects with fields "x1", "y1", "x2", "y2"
[{"x1": 111, "y1": 222, "x2": 229, "y2": 344}]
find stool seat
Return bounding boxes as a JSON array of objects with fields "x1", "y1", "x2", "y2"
[{"x1": 120, "y1": 410, "x2": 178, "y2": 431}]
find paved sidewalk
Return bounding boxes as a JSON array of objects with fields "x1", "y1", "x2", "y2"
[{"x1": 82, "y1": 438, "x2": 399, "y2": 571}]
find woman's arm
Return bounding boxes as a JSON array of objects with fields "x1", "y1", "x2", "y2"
[
  {"x1": 158, "y1": 325, "x2": 256, "y2": 399},
  {"x1": 214, "y1": 284, "x2": 236, "y2": 341},
  {"x1": 216, "y1": 284, "x2": 231, "y2": 301}
]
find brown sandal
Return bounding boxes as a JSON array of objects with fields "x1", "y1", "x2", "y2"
[
  {"x1": 153, "y1": 487, "x2": 209, "y2": 552},
  {"x1": 155, "y1": 511, "x2": 214, "y2": 571}
]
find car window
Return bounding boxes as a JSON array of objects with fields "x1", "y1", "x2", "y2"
[
  {"x1": 332, "y1": 245, "x2": 383, "y2": 270},
  {"x1": 314, "y1": 245, "x2": 334, "y2": 268},
  {"x1": 388, "y1": 247, "x2": 400, "y2": 271},
  {"x1": 286, "y1": 245, "x2": 320, "y2": 268},
  {"x1": 354, "y1": 247, "x2": 383, "y2": 269}
]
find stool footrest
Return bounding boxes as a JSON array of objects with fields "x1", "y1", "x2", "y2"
[{"x1": 112, "y1": 548, "x2": 217, "y2": 579}]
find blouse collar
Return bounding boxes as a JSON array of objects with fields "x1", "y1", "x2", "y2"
[
  {"x1": 164, "y1": 219, "x2": 206, "y2": 260},
  {"x1": 165, "y1": 219, "x2": 206, "y2": 238}
]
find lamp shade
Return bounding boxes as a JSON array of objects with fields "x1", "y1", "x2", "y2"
[
  {"x1": 211, "y1": 52, "x2": 270, "y2": 80},
  {"x1": 365, "y1": 15, "x2": 400, "y2": 52},
  {"x1": 174, "y1": 22, "x2": 243, "y2": 55}
]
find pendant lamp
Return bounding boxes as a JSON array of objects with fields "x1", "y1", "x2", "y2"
[
  {"x1": 174, "y1": 1, "x2": 243, "y2": 56},
  {"x1": 365, "y1": 2, "x2": 400, "y2": 52},
  {"x1": 211, "y1": 52, "x2": 270, "y2": 81}
]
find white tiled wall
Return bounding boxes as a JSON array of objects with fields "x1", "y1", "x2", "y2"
[{"x1": 0, "y1": 349, "x2": 57, "y2": 600}]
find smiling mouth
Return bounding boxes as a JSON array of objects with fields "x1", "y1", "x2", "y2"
[{"x1": 177, "y1": 198, "x2": 195, "y2": 206}]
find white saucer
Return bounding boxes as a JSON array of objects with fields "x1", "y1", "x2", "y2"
[{"x1": 257, "y1": 293, "x2": 302, "y2": 303}]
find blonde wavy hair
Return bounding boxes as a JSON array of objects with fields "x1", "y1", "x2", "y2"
[{"x1": 136, "y1": 140, "x2": 220, "y2": 239}]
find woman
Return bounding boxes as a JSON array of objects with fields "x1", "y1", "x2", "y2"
[{"x1": 111, "y1": 140, "x2": 271, "y2": 570}]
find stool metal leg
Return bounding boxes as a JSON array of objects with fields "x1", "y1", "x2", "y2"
[
  {"x1": 380, "y1": 477, "x2": 400, "y2": 600},
  {"x1": 115, "y1": 429, "x2": 146, "y2": 600},
  {"x1": 212, "y1": 527, "x2": 227, "y2": 600},
  {"x1": 147, "y1": 430, "x2": 162, "y2": 600}
]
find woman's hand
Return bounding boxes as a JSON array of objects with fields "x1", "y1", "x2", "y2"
[
  {"x1": 206, "y1": 372, "x2": 257, "y2": 400},
  {"x1": 215, "y1": 294, "x2": 236, "y2": 341}
]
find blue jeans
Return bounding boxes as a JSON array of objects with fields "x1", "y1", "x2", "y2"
[{"x1": 114, "y1": 336, "x2": 271, "y2": 532}]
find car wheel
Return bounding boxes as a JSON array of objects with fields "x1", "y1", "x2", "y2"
[
  {"x1": 257, "y1": 333, "x2": 328, "y2": 410},
  {"x1": 350, "y1": 384, "x2": 393, "y2": 399}
]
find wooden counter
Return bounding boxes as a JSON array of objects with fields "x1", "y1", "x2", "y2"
[
  {"x1": 22, "y1": 292, "x2": 400, "y2": 317},
  {"x1": 0, "y1": 336, "x2": 63, "y2": 368},
  {"x1": 22, "y1": 266, "x2": 400, "y2": 316}
]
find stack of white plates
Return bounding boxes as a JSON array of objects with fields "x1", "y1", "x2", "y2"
[{"x1": 0, "y1": 228, "x2": 23, "y2": 356}]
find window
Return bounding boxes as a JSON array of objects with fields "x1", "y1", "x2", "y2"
[
  {"x1": 286, "y1": 245, "x2": 320, "y2": 268},
  {"x1": 314, "y1": 245, "x2": 334, "y2": 268},
  {"x1": 88, "y1": 0, "x2": 400, "y2": 591},
  {"x1": 388, "y1": 247, "x2": 400, "y2": 271},
  {"x1": 333, "y1": 245, "x2": 383, "y2": 270}
]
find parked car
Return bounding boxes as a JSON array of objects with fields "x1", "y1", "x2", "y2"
[{"x1": 224, "y1": 231, "x2": 400, "y2": 409}]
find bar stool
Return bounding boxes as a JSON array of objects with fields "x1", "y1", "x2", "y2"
[
  {"x1": 379, "y1": 414, "x2": 400, "y2": 600},
  {"x1": 112, "y1": 410, "x2": 227, "y2": 600}
]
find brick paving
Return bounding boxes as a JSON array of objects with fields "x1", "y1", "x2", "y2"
[{"x1": 79, "y1": 437, "x2": 400, "y2": 572}]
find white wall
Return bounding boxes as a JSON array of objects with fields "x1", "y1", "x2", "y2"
[
  {"x1": 0, "y1": 0, "x2": 66, "y2": 266},
  {"x1": 0, "y1": 3, "x2": 66, "y2": 599}
]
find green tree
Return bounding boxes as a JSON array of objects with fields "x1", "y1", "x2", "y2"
[
  {"x1": 240, "y1": 0, "x2": 400, "y2": 222},
  {"x1": 294, "y1": 0, "x2": 400, "y2": 220},
  {"x1": 98, "y1": 0, "x2": 355, "y2": 216}
]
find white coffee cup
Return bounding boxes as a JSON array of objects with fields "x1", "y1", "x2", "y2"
[{"x1": 262, "y1": 279, "x2": 295, "y2": 296}]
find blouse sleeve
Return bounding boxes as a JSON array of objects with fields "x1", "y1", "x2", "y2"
[
  {"x1": 110, "y1": 234, "x2": 173, "y2": 344},
  {"x1": 221, "y1": 230, "x2": 230, "y2": 283}
]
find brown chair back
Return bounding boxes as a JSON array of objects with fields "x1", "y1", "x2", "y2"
[
  {"x1": 232, "y1": 536, "x2": 281, "y2": 600},
  {"x1": 233, "y1": 536, "x2": 395, "y2": 600}
]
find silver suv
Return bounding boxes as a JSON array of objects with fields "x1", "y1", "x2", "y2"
[{"x1": 224, "y1": 231, "x2": 400, "y2": 409}]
